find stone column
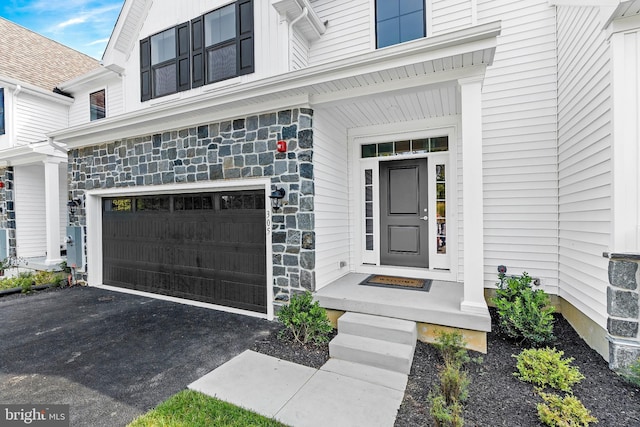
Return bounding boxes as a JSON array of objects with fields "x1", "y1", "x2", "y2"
[{"x1": 605, "y1": 252, "x2": 640, "y2": 370}]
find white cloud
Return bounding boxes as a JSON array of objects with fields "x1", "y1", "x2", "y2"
[
  {"x1": 87, "y1": 37, "x2": 110, "y2": 46},
  {"x1": 56, "y1": 17, "x2": 87, "y2": 29}
]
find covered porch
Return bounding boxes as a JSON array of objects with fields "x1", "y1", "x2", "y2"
[{"x1": 315, "y1": 273, "x2": 491, "y2": 353}]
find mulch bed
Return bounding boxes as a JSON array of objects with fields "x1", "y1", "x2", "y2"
[{"x1": 253, "y1": 309, "x2": 640, "y2": 426}]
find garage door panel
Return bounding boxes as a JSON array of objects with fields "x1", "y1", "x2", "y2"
[{"x1": 103, "y1": 191, "x2": 267, "y2": 313}]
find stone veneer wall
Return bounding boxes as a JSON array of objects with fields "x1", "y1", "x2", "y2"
[
  {"x1": 68, "y1": 108, "x2": 315, "y2": 307},
  {"x1": 605, "y1": 252, "x2": 640, "y2": 370},
  {"x1": 0, "y1": 167, "x2": 16, "y2": 257}
]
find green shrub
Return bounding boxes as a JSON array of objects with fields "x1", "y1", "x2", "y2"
[
  {"x1": 428, "y1": 393, "x2": 464, "y2": 427},
  {"x1": 537, "y1": 392, "x2": 598, "y2": 426},
  {"x1": 434, "y1": 331, "x2": 470, "y2": 368},
  {"x1": 428, "y1": 331, "x2": 475, "y2": 427},
  {"x1": 439, "y1": 362, "x2": 469, "y2": 404},
  {"x1": 514, "y1": 347, "x2": 585, "y2": 392},
  {"x1": 623, "y1": 357, "x2": 640, "y2": 387},
  {"x1": 33, "y1": 270, "x2": 65, "y2": 286},
  {"x1": 277, "y1": 291, "x2": 332, "y2": 345},
  {"x1": 492, "y1": 272, "x2": 555, "y2": 346}
]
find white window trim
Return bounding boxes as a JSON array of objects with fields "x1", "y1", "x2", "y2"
[{"x1": 369, "y1": 0, "x2": 431, "y2": 50}]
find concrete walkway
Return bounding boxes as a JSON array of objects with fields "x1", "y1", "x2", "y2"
[{"x1": 189, "y1": 350, "x2": 407, "y2": 427}]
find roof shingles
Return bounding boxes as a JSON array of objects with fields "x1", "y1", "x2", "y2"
[{"x1": 0, "y1": 17, "x2": 100, "y2": 91}]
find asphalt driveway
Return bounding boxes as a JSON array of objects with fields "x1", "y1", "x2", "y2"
[{"x1": 0, "y1": 286, "x2": 279, "y2": 426}]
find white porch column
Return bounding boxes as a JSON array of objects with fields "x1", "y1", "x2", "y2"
[
  {"x1": 43, "y1": 158, "x2": 63, "y2": 265},
  {"x1": 459, "y1": 75, "x2": 487, "y2": 314},
  {"x1": 610, "y1": 29, "x2": 640, "y2": 252}
]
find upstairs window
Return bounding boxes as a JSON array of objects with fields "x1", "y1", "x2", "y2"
[
  {"x1": 376, "y1": 0, "x2": 425, "y2": 49},
  {"x1": 0, "y1": 88, "x2": 4, "y2": 135},
  {"x1": 90, "y1": 89, "x2": 106, "y2": 121},
  {"x1": 140, "y1": 0, "x2": 254, "y2": 101},
  {"x1": 140, "y1": 23, "x2": 190, "y2": 101}
]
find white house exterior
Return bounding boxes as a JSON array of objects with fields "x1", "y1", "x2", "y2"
[
  {"x1": 0, "y1": 18, "x2": 99, "y2": 266},
  {"x1": 48, "y1": 0, "x2": 640, "y2": 365}
]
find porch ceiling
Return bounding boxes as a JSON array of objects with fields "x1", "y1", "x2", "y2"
[{"x1": 51, "y1": 21, "x2": 500, "y2": 148}]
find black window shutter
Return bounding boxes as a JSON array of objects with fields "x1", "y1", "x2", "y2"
[
  {"x1": 237, "y1": 0, "x2": 254, "y2": 76},
  {"x1": 176, "y1": 22, "x2": 191, "y2": 92},
  {"x1": 191, "y1": 16, "x2": 205, "y2": 88},
  {"x1": 140, "y1": 37, "x2": 151, "y2": 101}
]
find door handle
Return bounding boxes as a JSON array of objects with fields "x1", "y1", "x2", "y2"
[{"x1": 419, "y1": 216, "x2": 428, "y2": 221}]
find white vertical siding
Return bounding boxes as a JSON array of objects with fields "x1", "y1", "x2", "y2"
[
  {"x1": 14, "y1": 165, "x2": 47, "y2": 258},
  {"x1": 431, "y1": 0, "x2": 473, "y2": 36},
  {"x1": 557, "y1": 6, "x2": 611, "y2": 328},
  {"x1": 314, "y1": 109, "x2": 350, "y2": 289},
  {"x1": 478, "y1": 0, "x2": 559, "y2": 291},
  {"x1": 308, "y1": 0, "x2": 371, "y2": 65},
  {"x1": 291, "y1": 28, "x2": 310, "y2": 70},
  {"x1": 15, "y1": 93, "x2": 68, "y2": 145}
]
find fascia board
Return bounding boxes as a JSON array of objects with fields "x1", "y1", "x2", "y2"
[
  {"x1": 58, "y1": 67, "x2": 119, "y2": 91},
  {"x1": 0, "y1": 143, "x2": 66, "y2": 166},
  {"x1": 0, "y1": 76, "x2": 74, "y2": 105}
]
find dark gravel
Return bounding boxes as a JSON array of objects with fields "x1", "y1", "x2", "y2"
[{"x1": 252, "y1": 309, "x2": 640, "y2": 426}]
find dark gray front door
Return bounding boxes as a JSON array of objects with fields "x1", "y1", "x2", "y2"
[{"x1": 380, "y1": 159, "x2": 429, "y2": 268}]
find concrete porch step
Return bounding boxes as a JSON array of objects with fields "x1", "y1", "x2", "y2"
[
  {"x1": 320, "y1": 358, "x2": 409, "y2": 392},
  {"x1": 337, "y1": 312, "x2": 417, "y2": 345},
  {"x1": 329, "y1": 333, "x2": 415, "y2": 374}
]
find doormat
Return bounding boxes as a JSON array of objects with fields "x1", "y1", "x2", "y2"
[{"x1": 359, "y1": 275, "x2": 432, "y2": 292}]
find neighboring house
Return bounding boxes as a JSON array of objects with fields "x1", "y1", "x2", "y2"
[
  {"x1": 47, "y1": 0, "x2": 640, "y2": 367},
  {"x1": 0, "y1": 18, "x2": 99, "y2": 266}
]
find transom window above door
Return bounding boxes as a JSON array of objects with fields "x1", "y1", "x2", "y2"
[
  {"x1": 361, "y1": 136, "x2": 448, "y2": 158},
  {"x1": 376, "y1": 0, "x2": 426, "y2": 49}
]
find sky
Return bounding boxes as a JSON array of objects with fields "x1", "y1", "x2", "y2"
[{"x1": 1, "y1": 0, "x2": 124, "y2": 59}]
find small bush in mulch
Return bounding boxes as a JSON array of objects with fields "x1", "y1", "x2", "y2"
[
  {"x1": 514, "y1": 347, "x2": 585, "y2": 393},
  {"x1": 537, "y1": 392, "x2": 597, "y2": 427},
  {"x1": 492, "y1": 272, "x2": 555, "y2": 346},
  {"x1": 624, "y1": 358, "x2": 640, "y2": 388},
  {"x1": 276, "y1": 291, "x2": 333, "y2": 345}
]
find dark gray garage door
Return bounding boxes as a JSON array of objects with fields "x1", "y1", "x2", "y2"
[{"x1": 102, "y1": 191, "x2": 267, "y2": 313}]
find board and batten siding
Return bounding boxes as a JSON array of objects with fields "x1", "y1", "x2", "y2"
[
  {"x1": 15, "y1": 93, "x2": 68, "y2": 145},
  {"x1": 557, "y1": 6, "x2": 611, "y2": 329},
  {"x1": 14, "y1": 165, "x2": 46, "y2": 258},
  {"x1": 313, "y1": 110, "x2": 350, "y2": 289},
  {"x1": 291, "y1": 28, "x2": 310, "y2": 70},
  {"x1": 14, "y1": 164, "x2": 68, "y2": 259},
  {"x1": 477, "y1": 0, "x2": 559, "y2": 292},
  {"x1": 307, "y1": 0, "x2": 371, "y2": 65},
  {"x1": 431, "y1": 0, "x2": 474, "y2": 36}
]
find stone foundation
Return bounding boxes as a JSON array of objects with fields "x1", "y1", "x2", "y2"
[
  {"x1": 604, "y1": 252, "x2": 640, "y2": 370},
  {"x1": 68, "y1": 108, "x2": 315, "y2": 310}
]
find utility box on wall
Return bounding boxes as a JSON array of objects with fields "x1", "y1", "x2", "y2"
[
  {"x1": 0, "y1": 229, "x2": 7, "y2": 260},
  {"x1": 66, "y1": 226, "x2": 83, "y2": 269}
]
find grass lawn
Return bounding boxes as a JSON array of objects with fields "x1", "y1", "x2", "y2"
[{"x1": 128, "y1": 390, "x2": 288, "y2": 427}]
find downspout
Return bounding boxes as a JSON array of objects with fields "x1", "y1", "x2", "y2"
[
  {"x1": 288, "y1": 7, "x2": 308, "y2": 72},
  {"x1": 10, "y1": 85, "x2": 21, "y2": 147}
]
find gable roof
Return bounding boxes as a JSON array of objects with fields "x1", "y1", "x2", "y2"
[{"x1": 0, "y1": 17, "x2": 100, "y2": 92}]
